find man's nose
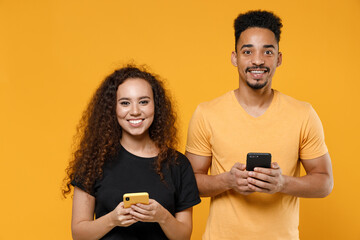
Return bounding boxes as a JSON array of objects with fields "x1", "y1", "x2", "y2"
[{"x1": 251, "y1": 52, "x2": 265, "y2": 65}]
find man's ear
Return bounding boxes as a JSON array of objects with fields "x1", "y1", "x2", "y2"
[
  {"x1": 231, "y1": 51, "x2": 238, "y2": 67},
  {"x1": 277, "y1": 52, "x2": 282, "y2": 67}
]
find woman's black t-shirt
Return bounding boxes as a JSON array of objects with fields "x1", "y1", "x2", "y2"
[{"x1": 72, "y1": 146, "x2": 201, "y2": 240}]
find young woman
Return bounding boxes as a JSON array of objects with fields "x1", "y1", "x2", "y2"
[{"x1": 63, "y1": 65, "x2": 200, "y2": 240}]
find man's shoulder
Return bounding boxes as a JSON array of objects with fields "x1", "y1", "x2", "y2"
[
  {"x1": 276, "y1": 90, "x2": 312, "y2": 112},
  {"x1": 197, "y1": 90, "x2": 234, "y2": 112}
]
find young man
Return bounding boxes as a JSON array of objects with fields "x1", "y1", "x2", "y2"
[{"x1": 186, "y1": 10, "x2": 333, "y2": 239}]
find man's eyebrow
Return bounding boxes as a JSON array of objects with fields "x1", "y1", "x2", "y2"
[
  {"x1": 263, "y1": 44, "x2": 275, "y2": 49},
  {"x1": 240, "y1": 44, "x2": 253, "y2": 50},
  {"x1": 239, "y1": 44, "x2": 276, "y2": 50}
]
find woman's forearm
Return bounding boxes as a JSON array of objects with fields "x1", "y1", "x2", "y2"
[
  {"x1": 158, "y1": 210, "x2": 192, "y2": 240},
  {"x1": 72, "y1": 212, "x2": 115, "y2": 240}
]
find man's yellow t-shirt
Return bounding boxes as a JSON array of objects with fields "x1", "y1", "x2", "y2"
[{"x1": 186, "y1": 90, "x2": 328, "y2": 240}]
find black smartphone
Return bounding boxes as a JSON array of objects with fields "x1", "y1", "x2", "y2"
[{"x1": 246, "y1": 152, "x2": 272, "y2": 171}]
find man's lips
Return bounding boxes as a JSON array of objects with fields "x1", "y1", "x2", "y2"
[
  {"x1": 245, "y1": 66, "x2": 270, "y2": 80},
  {"x1": 245, "y1": 66, "x2": 270, "y2": 73}
]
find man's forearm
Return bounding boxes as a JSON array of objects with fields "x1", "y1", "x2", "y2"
[
  {"x1": 195, "y1": 172, "x2": 231, "y2": 197},
  {"x1": 281, "y1": 173, "x2": 333, "y2": 198}
]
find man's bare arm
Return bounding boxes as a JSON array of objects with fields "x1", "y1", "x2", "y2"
[
  {"x1": 185, "y1": 151, "x2": 254, "y2": 197},
  {"x1": 247, "y1": 153, "x2": 333, "y2": 197}
]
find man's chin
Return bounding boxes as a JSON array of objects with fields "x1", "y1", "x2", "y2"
[{"x1": 246, "y1": 80, "x2": 268, "y2": 90}]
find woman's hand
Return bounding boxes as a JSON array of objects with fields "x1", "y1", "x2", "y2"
[
  {"x1": 111, "y1": 202, "x2": 138, "y2": 227},
  {"x1": 130, "y1": 199, "x2": 193, "y2": 240},
  {"x1": 129, "y1": 199, "x2": 169, "y2": 224}
]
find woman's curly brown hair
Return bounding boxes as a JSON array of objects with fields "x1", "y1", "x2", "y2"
[{"x1": 62, "y1": 64, "x2": 178, "y2": 197}]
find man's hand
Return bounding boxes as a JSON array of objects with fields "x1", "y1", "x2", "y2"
[
  {"x1": 227, "y1": 162, "x2": 255, "y2": 195},
  {"x1": 247, "y1": 162, "x2": 285, "y2": 194}
]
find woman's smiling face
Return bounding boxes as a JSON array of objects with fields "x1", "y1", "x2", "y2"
[{"x1": 116, "y1": 78, "x2": 155, "y2": 139}]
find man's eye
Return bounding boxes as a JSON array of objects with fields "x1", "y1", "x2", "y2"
[
  {"x1": 243, "y1": 50, "x2": 251, "y2": 55},
  {"x1": 265, "y1": 50, "x2": 273, "y2": 55}
]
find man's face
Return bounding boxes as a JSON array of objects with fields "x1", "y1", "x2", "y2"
[{"x1": 231, "y1": 27, "x2": 282, "y2": 90}]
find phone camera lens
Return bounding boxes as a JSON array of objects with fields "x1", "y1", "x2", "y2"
[{"x1": 125, "y1": 197, "x2": 130, "y2": 201}]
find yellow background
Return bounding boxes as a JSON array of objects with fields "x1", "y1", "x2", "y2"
[{"x1": 1, "y1": 0, "x2": 359, "y2": 239}]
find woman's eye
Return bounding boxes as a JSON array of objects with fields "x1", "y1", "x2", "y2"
[
  {"x1": 140, "y1": 100, "x2": 149, "y2": 105},
  {"x1": 120, "y1": 101, "x2": 130, "y2": 106}
]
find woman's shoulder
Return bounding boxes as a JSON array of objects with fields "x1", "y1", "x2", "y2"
[
  {"x1": 174, "y1": 150, "x2": 189, "y2": 162},
  {"x1": 166, "y1": 151, "x2": 192, "y2": 172}
]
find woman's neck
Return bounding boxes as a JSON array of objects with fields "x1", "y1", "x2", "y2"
[{"x1": 120, "y1": 133, "x2": 159, "y2": 158}]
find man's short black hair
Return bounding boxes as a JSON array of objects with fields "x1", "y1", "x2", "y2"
[{"x1": 234, "y1": 10, "x2": 283, "y2": 51}]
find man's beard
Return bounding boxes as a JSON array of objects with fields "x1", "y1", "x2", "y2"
[
  {"x1": 246, "y1": 79, "x2": 268, "y2": 89},
  {"x1": 245, "y1": 66, "x2": 270, "y2": 89}
]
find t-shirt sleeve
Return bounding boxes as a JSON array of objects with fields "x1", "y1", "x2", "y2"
[
  {"x1": 173, "y1": 154, "x2": 201, "y2": 213},
  {"x1": 299, "y1": 105, "x2": 328, "y2": 160},
  {"x1": 71, "y1": 178, "x2": 95, "y2": 196},
  {"x1": 185, "y1": 104, "x2": 212, "y2": 156}
]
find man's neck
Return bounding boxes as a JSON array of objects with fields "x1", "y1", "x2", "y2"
[{"x1": 234, "y1": 86, "x2": 274, "y2": 118}]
